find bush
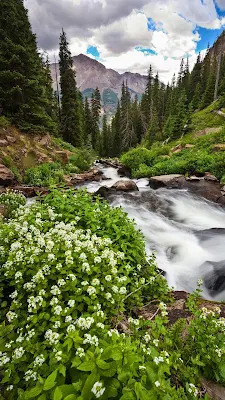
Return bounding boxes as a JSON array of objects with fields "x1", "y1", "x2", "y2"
[
  {"x1": 68, "y1": 149, "x2": 94, "y2": 172},
  {"x1": 0, "y1": 191, "x2": 225, "y2": 399},
  {"x1": 24, "y1": 163, "x2": 65, "y2": 187},
  {"x1": 121, "y1": 148, "x2": 154, "y2": 171},
  {"x1": 0, "y1": 116, "x2": 10, "y2": 129},
  {"x1": 0, "y1": 190, "x2": 26, "y2": 218}
]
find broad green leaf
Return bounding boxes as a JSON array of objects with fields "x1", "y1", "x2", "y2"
[
  {"x1": 77, "y1": 361, "x2": 96, "y2": 372},
  {"x1": 96, "y1": 359, "x2": 110, "y2": 370},
  {"x1": 106, "y1": 378, "x2": 120, "y2": 398},
  {"x1": 81, "y1": 371, "x2": 100, "y2": 400},
  {"x1": 120, "y1": 393, "x2": 136, "y2": 400},
  {"x1": 38, "y1": 395, "x2": 47, "y2": 400},
  {"x1": 64, "y1": 395, "x2": 78, "y2": 400},
  {"x1": 26, "y1": 385, "x2": 43, "y2": 399},
  {"x1": 135, "y1": 382, "x2": 150, "y2": 400},
  {"x1": 58, "y1": 364, "x2": 66, "y2": 377},
  {"x1": 43, "y1": 369, "x2": 58, "y2": 391},
  {"x1": 54, "y1": 387, "x2": 63, "y2": 400}
]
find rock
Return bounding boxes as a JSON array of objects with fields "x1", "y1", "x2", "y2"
[
  {"x1": 39, "y1": 134, "x2": 51, "y2": 147},
  {"x1": 184, "y1": 144, "x2": 194, "y2": 149},
  {"x1": 212, "y1": 144, "x2": 225, "y2": 152},
  {"x1": 203, "y1": 260, "x2": 225, "y2": 297},
  {"x1": 117, "y1": 165, "x2": 131, "y2": 178},
  {"x1": 94, "y1": 186, "x2": 110, "y2": 198},
  {"x1": 149, "y1": 174, "x2": 185, "y2": 189},
  {"x1": 221, "y1": 185, "x2": 225, "y2": 191},
  {"x1": 112, "y1": 180, "x2": 139, "y2": 192},
  {"x1": 170, "y1": 144, "x2": 182, "y2": 154},
  {"x1": 6, "y1": 135, "x2": 16, "y2": 144},
  {"x1": 0, "y1": 164, "x2": 14, "y2": 186},
  {"x1": 12, "y1": 186, "x2": 49, "y2": 198},
  {"x1": 194, "y1": 127, "x2": 222, "y2": 138},
  {"x1": 0, "y1": 205, "x2": 7, "y2": 218},
  {"x1": 201, "y1": 378, "x2": 225, "y2": 400},
  {"x1": 186, "y1": 175, "x2": 202, "y2": 181},
  {"x1": 0, "y1": 139, "x2": 8, "y2": 147},
  {"x1": 69, "y1": 168, "x2": 103, "y2": 185},
  {"x1": 195, "y1": 228, "x2": 225, "y2": 243},
  {"x1": 54, "y1": 150, "x2": 71, "y2": 164},
  {"x1": 204, "y1": 173, "x2": 218, "y2": 182}
]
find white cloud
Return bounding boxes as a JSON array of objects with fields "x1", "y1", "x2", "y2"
[{"x1": 25, "y1": 0, "x2": 225, "y2": 84}]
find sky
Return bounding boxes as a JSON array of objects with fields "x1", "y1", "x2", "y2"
[{"x1": 25, "y1": 0, "x2": 225, "y2": 83}]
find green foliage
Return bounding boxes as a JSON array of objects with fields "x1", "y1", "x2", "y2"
[
  {"x1": 0, "y1": 0, "x2": 56, "y2": 134},
  {"x1": 121, "y1": 126, "x2": 225, "y2": 179},
  {"x1": 0, "y1": 190, "x2": 26, "y2": 218},
  {"x1": 0, "y1": 191, "x2": 224, "y2": 399},
  {"x1": 59, "y1": 29, "x2": 82, "y2": 146},
  {"x1": 0, "y1": 116, "x2": 10, "y2": 128},
  {"x1": 24, "y1": 163, "x2": 65, "y2": 187},
  {"x1": 67, "y1": 149, "x2": 94, "y2": 172}
]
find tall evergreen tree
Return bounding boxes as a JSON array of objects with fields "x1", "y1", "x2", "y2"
[
  {"x1": 189, "y1": 53, "x2": 202, "y2": 102},
  {"x1": 59, "y1": 29, "x2": 82, "y2": 146},
  {"x1": 0, "y1": 0, "x2": 56, "y2": 132},
  {"x1": 111, "y1": 102, "x2": 121, "y2": 157},
  {"x1": 91, "y1": 88, "x2": 101, "y2": 150},
  {"x1": 101, "y1": 114, "x2": 109, "y2": 157},
  {"x1": 84, "y1": 97, "x2": 93, "y2": 147}
]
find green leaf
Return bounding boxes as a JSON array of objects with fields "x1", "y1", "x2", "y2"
[
  {"x1": 43, "y1": 369, "x2": 58, "y2": 391},
  {"x1": 106, "y1": 378, "x2": 120, "y2": 398},
  {"x1": 54, "y1": 387, "x2": 63, "y2": 400},
  {"x1": 120, "y1": 393, "x2": 136, "y2": 400},
  {"x1": 135, "y1": 382, "x2": 150, "y2": 400},
  {"x1": 64, "y1": 395, "x2": 77, "y2": 400},
  {"x1": 38, "y1": 395, "x2": 47, "y2": 400},
  {"x1": 26, "y1": 385, "x2": 43, "y2": 399},
  {"x1": 96, "y1": 359, "x2": 110, "y2": 370},
  {"x1": 81, "y1": 371, "x2": 100, "y2": 400},
  {"x1": 77, "y1": 361, "x2": 96, "y2": 372},
  {"x1": 58, "y1": 364, "x2": 66, "y2": 377}
]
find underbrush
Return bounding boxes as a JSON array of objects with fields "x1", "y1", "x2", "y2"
[
  {"x1": 0, "y1": 190, "x2": 225, "y2": 399},
  {"x1": 121, "y1": 126, "x2": 225, "y2": 179}
]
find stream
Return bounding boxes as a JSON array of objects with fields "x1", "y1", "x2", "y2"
[{"x1": 80, "y1": 164, "x2": 225, "y2": 301}]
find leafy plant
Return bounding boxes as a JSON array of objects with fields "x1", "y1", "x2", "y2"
[
  {"x1": 0, "y1": 190, "x2": 26, "y2": 218},
  {"x1": 24, "y1": 163, "x2": 65, "y2": 187}
]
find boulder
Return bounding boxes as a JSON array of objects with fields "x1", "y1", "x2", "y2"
[
  {"x1": 149, "y1": 174, "x2": 185, "y2": 189},
  {"x1": 117, "y1": 165, "x2": 131, "y2": 178},
  {"x1": 204, "y1": 173, "x2": 218, "y2": 182},
  {"x1": 54, "y1": 150, "x2": 71, "y2": 164},
  {"x1": 69, "y1": 168, "x2": 103, "y2": 185},
  {"x1": 201, "y1": 378, "x2": 225, "y2": 400},
  {"x1": 112, "y1": 180, "x2": 139, "y2": 192},
  {"x1": 212, "y1": 144, "x2": 225, "y2": 152},
  {"x1": 94, "y1": 186, "x2": 110, "y2": 198},
  {"x1": 184, "y1": 144, "x2": 194, "y2": 149},
  {"x1": 0, "y1": 164, "x2": 14, "y2": 186},
  {"x1": 203, "y1": 260, "x2": 225, "y2": 297},
  {"x1": 0, "y1": 139, "x2": 8, "y2": 147}
]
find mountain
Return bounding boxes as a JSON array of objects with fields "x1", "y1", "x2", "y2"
[{"x1": 50, "y1": 54, "x2": 147, "y2": 116}]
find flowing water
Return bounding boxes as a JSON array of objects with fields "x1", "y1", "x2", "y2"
[{"x1": 80, "y1": 164, "x2": 225, "y2": 301}]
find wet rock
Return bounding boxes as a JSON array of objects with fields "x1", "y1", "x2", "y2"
[
  {"x1": 187, "y1": 180, "x2": 225, "y2": 205},
  {"x1": 0, "y1": 164, "x2": 14, "y2": 186},
  {"x1": 149, "y1": 174, "x2": 185, "y2": 189},
  {"x1": 69, "y1": 168, "x2": 103, "y2": 185},
  {"x1": 203, "y1": 260, "x2": 225, "y2": 297},
  {"x1": 186, "y1": 175, "x2": 202, "y2": 182},
  {"x1": 98, "y1": 159, "x2": 122, "y2": 169},
  {"x1": 117, "y1": 165, "x2": 131, "y2": 178},
  {"x1": 94, "y1": 186, "x2": 111, "y2": 199},
  {"x1": 112, "y1": 180, "x2": 139, "y2": 192},
  {"x1": 204, "y1": 172, "x2": 218, "y2": 182},
  {"x1": 195, "y1": 228, "x2": 225, "y2": 242}
]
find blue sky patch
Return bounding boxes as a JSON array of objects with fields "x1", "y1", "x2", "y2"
[
  {"x1": 87, "y1": 46, "x2": 100, "y2": 59},
  {"x1": 136, "y1": 46, "x2": 157, "y2": 55},
  {"x1": 196, "y1": 26, "x2": 224, "y2": 52}
]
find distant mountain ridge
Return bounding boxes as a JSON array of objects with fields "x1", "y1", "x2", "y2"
[{"x1": 50, "y1": 54, "x2": 147, "y2": 116}]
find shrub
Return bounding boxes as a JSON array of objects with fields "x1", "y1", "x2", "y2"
[
  {"x1": 0, "y1": 116, "x2": 10, "y2": 129},
  {"x1": 0, "y1": 190, "x2": 26, "y2": 218},
  {"x1": 24, "y1": 163, "x2": 65, "y2": 187},
  {"x1": 68, "y1": 149, "x2": 94, "y2": 172},
  {"x1": 121, "y1": 148, "x2": 154, "y2": 171}
]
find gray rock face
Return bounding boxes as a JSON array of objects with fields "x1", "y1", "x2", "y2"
[
  {"x1": 149, "y1": 174, "x2": 225, "y2": 205},
  {"x1": 149, "y1": 175, "x2": 185, "y2": 189},
  {"x1": 203, "y1": 260, "x2": 225, "y2": 297},
  {"x1": 0, "y1": 164, "x2": 14, "y2": 186}
]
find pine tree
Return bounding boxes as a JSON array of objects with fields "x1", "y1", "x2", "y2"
[
  {"x1": 42, "y1": 55, "x2": 58, "y2": 131},
  {"x1": 200, "y1": 61, "x2": 217, "y2": 109},
  {"x1": 91, "y1": 88, "x2": 101, "y2": 150},
  {"x1": 191, "y1": 82, "x2": 201, "y2": 110},
  {"x1": 142, "y1": 65, "x2": 153, "y2": 126},
  {"x1": 147, "y1": 106, "x2": 160, "y2": 145},
  {"x1": 131, "y1": 95, "x2": 145, "y2": 145},
  {"x1": 120, "y1": 82, "x2": 135, "y2": 152},
  {"x1": 111, "y1": 102, "x2": 121, "y2": 157},
  {"x1": 101, "y1": 114, "x2": 109, "y2": 157},
  {"x1": 59, "y1": 29, "x2": 82, "y2": 146},
  {"x1": 189, "y1": 53, "x2": 202, "y2": 102},
  {"x1": 0, "y1": 0, "x2": 56, "y2": 132},
  {"x1": 84, "y1": 97, "x2": 93, "y2": 147}
]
